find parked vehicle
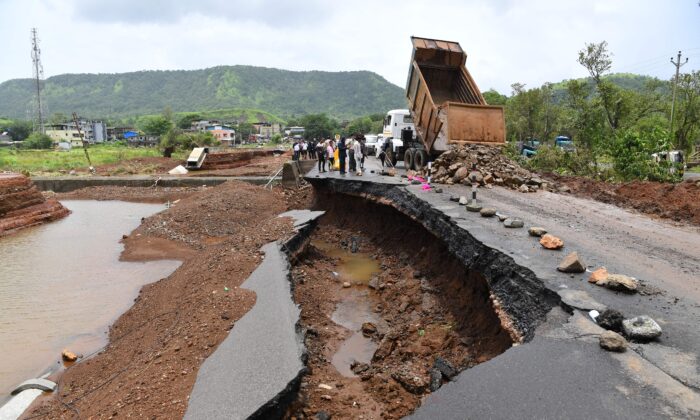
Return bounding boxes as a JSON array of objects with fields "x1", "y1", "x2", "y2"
[
  {"x1": 383, "y1": 36, "x2": 505, "y2": 169},
  {"x1": 364, "y1": 134, "x2": 379, "y2": 155},
  {"x1": 652, "y1": 150, "x2": 686, "y2": 175},
  {"x1": 520, "y1": 139, "x2": 540, "y2": 157},
  {"x1": 555, "y1": 136, "x2": 575, "y2": 152}
]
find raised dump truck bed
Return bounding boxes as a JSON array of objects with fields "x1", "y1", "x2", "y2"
[{"x1": 406, "y1": 36, "x2": 505, "y2": 155}]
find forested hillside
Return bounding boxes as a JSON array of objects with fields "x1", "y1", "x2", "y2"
[{"x1": 0, "y1": 66, "x2": 405, "y2": 120}]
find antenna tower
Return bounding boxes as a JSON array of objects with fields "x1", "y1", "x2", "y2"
[{"x1": 31, "y1": 28, "x2": 46, "y2": 134}]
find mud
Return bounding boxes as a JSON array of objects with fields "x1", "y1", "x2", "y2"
[
  {"x1": 23, "y1": 181, "x2": 296, "y2": 419},
  {"x1": 287, "y1": 193, "x2": 526, "y2": 418},
  {"x1": 0, "y1": 173, "x2": 69, "y2": 236},
  {"x1": 550, "y1": 174, "x2": 700, "y2": 226}
]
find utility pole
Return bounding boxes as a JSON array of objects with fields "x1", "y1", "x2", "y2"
[
  {"x1": 669, "y1": 50, "x2": 688, "y2": 148},
  {"x1": 31, "y1": 28, "x2": 46, "y2": 134}
]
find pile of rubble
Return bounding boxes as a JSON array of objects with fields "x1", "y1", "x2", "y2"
[
  {"x1": 0, "y1": 172, "x2": 70, "y2": 236},
  {"x1": 429, "y1": 144, "x2": 560, "y2": 193}
]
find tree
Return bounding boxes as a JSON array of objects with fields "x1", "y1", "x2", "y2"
[
  {"x1": 345, "y1": 116, "x2": 373, "y2": 135},
  {"x1": 140, "y1": 115, "x2": 172, "y2": 136},
  {"x1": 674, "y1": 71, "x2": 700, "y2": 152},
  {"x1": 578, "y1": 41, "x2": 624, "y2": 130},
  {"x1": 482, "y1": 89, "x2": 507, "y2": 106},
  {"x1": 5, "y1": 120, "x2": 32, "y2": 141},
  {"x1": 298, "y1": 113, "x2": 339, "y2": 140},
  {"x1": 177, "y1": 113, "x2": 202, "y2": 129},
  {"x1": 22, "y1": 132, "x2": 53, "y2": 149}
]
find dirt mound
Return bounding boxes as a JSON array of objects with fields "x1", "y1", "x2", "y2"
[
  {"x1": 199, "y1": 149, "x2": 286, "y2": 170},
  {"x1": 0, "y1": 173, "x2": 69, "y2": 236},
  {"x1": 430, "y1": 144, "x2": 553, "y2": 192},
  {"x1": 89, "y1": 156, "x2": 181, "y2": 176},
  {"x1": 55, "y1": 185, "x2": 203, "y2": 203},
  {"x1": 26, "y1": 181, "x2": 296, "y2": 419},
  {"x1": 552, "y1": 175, "x2": 700, "y2": 225}
]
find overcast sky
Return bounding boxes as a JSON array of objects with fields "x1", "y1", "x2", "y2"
[{"x1": 1, "y1": 0, "x2": 699, "y2": 94}]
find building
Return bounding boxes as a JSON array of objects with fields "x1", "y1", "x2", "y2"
[
  {"x1": 253, "y1": 122, "x2": 281, "y2": 139},
  {"x1": 45, "y1": 119, "x2": 108, "y2": 146},
  {"x1": 207, "y1": 124, "x2": 236, "y2": 146},
  {"x1": 286, "y1": 126, "x2": 305, "y2": 137}
]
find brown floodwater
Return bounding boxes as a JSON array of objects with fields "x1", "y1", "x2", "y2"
[
  {"x1": 313, "y1": 239, "x2": 384, "y2": 377},
  {"x1": 0, "y1": 200, "x2": 181, "y2": 402}
]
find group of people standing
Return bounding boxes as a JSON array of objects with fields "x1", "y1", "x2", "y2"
[
  {"x1": 292, "y1": 139, "x2": 318, "y2": 161},
  {"x1": 314, "y1": 135, "x2": 366, "y2": 176}
]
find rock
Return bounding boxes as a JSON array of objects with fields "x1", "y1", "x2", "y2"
[
  {"x1": 597, "y1": 309, "x2": 624, "y2": 332},
  {"x1": 428, "y1": 369, "x2": 442, "y2": 392},
  {"x1": 503, "y1": 218, "x2": 524, "y2": 228},
  {"x1": 361, "y1": 322, "x2": 377, "y2": 336},
  {"x1": 558, "y1": 185, "x2": 571, "y2": 193},
  {"x1": 458, "y1": 196, "x2": 468, "y2": 205},
  {"x1": 518, "y1": 184, "x2": 530, "y2": 193},
  {"x1": 434, "y1": 357, "x2": 458, "y2": 379},
  {"x1": 315, "y1": 411, "x2": 332, "y2": 420},
  {"x1": 342, "y1": 282, "x2": 351, "y2": 288},
  {"x1": 449, "y1": 194, "x2": 460, "y2": 202},
  {"x1": 453, "y1": 166, "x2": 469, "y2": 182},
  {"x1": 557, "y1": 252, "x2": 586, "y2": 273},
  {"x1": 539, "y1": 234, "x2": 564, "y2": 250},
  {"x1": 372, "y1": 334, "x2": 397, "y2": 361},
  {"x1": 597, "y1": 274, "x2": 638, "y2": 293},
  {"x1": 622, "y1": 315, "x2": 662, "y2": 341},
  {"x1": 599, "y1": 330, "x2": 627, "y2": 352},
  {"x1": 480, "y1": 207, "x2": 497, "y2": 217},
  {"x1": 483, "y1": 174, "x2": 494, "y2": 184},
  {"x1": 496, "y1": 213, "x2": 509, "y2": 222},
  {"x1": 391, "y1": 369, "x2": 427, "y2": 394},
  {"x1": 350, "y1": 361, "x2": 370, "y2": 374},
  {"x1": 411, "y1": 180, "x2": 422, "y2": 185},
  {"x1": 466, "y1": 202, "x2": 482, "y2": 212},
  {"x1": 368, "y1": 276, "x2": 380, "y2": 290},
  {"x1": 318, "y1": 383, "x2": 333, "y2": 390},
  {"x1": 321, "y1": 394, "x2": 332, "y2": 401},
  {"x1": 61, "y1": 350, "x2": 78, "y2": 362},
  {"x1": 588, "y1": 267, "x2": 609, "y2": 284},
  {"x1": 528, "y1": 227, "x2": 547, "y2": 237},
  {"x1": 558, "y1": 289, "x2": 606, "y2": 311},
  {"x1": 434, "y1": 188, "x2": 443, "y2": 193},
  {"x1": 527, "y1": 177, "x2": 544, "y2": 186},
  {"x1": 470, "y1": 171, "x2": 483, "y2": 184}
]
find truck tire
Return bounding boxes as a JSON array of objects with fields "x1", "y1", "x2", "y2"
[
  {"x1": 404, "y1": 148, "x2": 415, "y2": 170},
  {"x1": 385, "y1": 149, "x2": 397, "y2": 167},
  {"x1": 414, "y1": 149, "x2": 428, "y2": 171}
]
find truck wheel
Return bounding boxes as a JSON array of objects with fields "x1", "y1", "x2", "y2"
[
  {"x1": 385, "y1": 149, "x2": 396, "y2": 166},
  {"x1": 414, "y1": 150, "x2": 428, "y2": 171},
  {"x1": 404, "y1": 148, "x2": 415, "y2": 170}
]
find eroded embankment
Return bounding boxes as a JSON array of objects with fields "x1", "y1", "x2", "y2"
[
  {"x1": 286, "y1": 179, "x2": 559, "y2": 418},
  {"x1": 0, "y1": 173, "x2": 69, "y2": 236},
  {"x1": 308, "y1": 178, "x2": 559, "y2": 341}
]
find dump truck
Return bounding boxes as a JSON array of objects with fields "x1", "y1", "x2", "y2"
[{"x1": 383, "y1": 36, "x2": 506, "y2": 170}]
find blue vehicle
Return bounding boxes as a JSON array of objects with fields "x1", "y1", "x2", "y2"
[
  {"x1": 554, "y1": 136, "x2": 575, "y2": 152},
  {"x1": 520, "y1": 139, "x2": 540, "y2": 157}
]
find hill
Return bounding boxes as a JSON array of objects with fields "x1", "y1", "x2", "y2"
[{"x1": 0, "y1": 65, "x2": 406, "y2": 121}]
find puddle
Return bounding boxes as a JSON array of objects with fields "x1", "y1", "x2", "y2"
[
  {"x1": 316, "y1": 239, "x2": 383, "y2": 377},
  {"x1": 312, "y1": 240, "x2": 380, "y2": 284}
]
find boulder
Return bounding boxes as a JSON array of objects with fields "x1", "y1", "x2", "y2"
[
  {"x1": 480, "y1": 207, "x2": 497, "y2": 217},
  {"x1": 599, "y1": 330, "x2": 627, "y2": 352},
  {"x1": 557, "y1": 252, "x2": 586, "y2": 273},
  {"x1": 528, "y1": 227, "x2": 547, "y2": 237},
  {"x1": 62, "y1": 349, "x2": 78, "y2": 362},
  {"x1": 518, "y1": 184, "x2": 530, "y2": 193},
  {"x1": 588, "y1": 267, "x2": 609, "y2": 284},
  {"x1": 503, "y1": 218, "x2": 524, "y2": 228},
  {"x1": 597, "y1": 274, "x2": 638, "y2": 293},
  {"x1": 540, "y1": 234, "x2": 564, "y2": 250},
  {"x1": 391, "y1": 369, "x2": 427, "y2": 394},
  {"x1": 453, "y1": 166, "x2": 469, "y2": 182},
  {"x1": 597, "y1": 309, "x2": 624, "y2": 332},
  {"x1": 622, "y1": 315, "x2": 662, "y2": 341}
]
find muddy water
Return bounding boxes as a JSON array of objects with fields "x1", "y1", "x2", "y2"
[
  {"x1": 313, "y1": 240, "x2": 383, "y2": 377},
  {"x1": 0, "y1": 201, "x2": 180, "y2": 401}
]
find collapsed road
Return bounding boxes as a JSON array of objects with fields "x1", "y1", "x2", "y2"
[{"x1": 296, "y1": 157, "x2": 700, "y2": 419}]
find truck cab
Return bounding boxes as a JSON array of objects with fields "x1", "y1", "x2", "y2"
[{"x1": 383, "y1": 109, "x2": 416, "y2": 141}]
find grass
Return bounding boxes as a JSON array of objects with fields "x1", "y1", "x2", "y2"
[{"x1": 0, "y1": 144, "x2": 186, "y2": 175}]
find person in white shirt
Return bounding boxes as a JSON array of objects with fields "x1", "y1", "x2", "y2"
[{"x1": 352, "y1": 138, "x2": 363, "y2": 176}]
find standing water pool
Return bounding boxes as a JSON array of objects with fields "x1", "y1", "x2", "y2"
[{"x1": 0, "y1": 200, "x2": 181, "y2": 403}]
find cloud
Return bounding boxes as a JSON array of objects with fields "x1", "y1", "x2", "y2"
[{"x1": 68, "y1": 0, "x2": 330, "y2": 26}]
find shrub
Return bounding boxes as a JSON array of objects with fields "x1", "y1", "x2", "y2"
[
  {"x1": 22, "y1": 133, "x2": 53, "y2": 149},
  {"x1": 610, "y1": 128, "x2": 681, "y2": 182}
]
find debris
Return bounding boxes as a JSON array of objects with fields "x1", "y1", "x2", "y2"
[
  {"x1": 557, "y1": 252, "x2": 586, "y2": 273},
  {"x1": 466, "y1": 202, "x2": 482, "y2": 212},
  {"x1": 62, "y1": 349, "x2": 79, "y2": 362},
  {"x1": 518, "y1": 184, "x2": 530, "y2": 193},
  {"x1": 503, "y1": 218, "x2": 524, "y2": 228},
  {"x1": 391, "y1": 368, "x2": 427, "y2": 394},
  {"x1": 622, "y1": 315, "x2": 662, "y2": 340},
  {"x1": 597, "y1": 309, "x2": 624, "y2": 332},
  {"x1": 368, "y1": 276, "x2": 379, "y2": 290},
  {"x1": 434, "y1": 187, "x2": 443, "y2": 193},
  {"x1": 318, "y1": 383, "x2": 333, "y2": 390},
  {"x1": 458, "y1": 196, "x2": 468, "y2": 205},
  {"x1": 528, "y1": 227, "x2": 547, "y2": 237},
  {"x1": 372, "y1": 333, "x2": 397, "y2": 361},
  {"x1": 599, "y1": 330, "x2": 627, "y2": 352},
  {"x1": 168, "y1": 165, "x2": 189, "y2": 175},
  {"x1": 539, "y1": 234, "x2": 564, "y2": 250},
  {"x1": 558, "y1": 289, "x2": 606, "y2": 311},
  {"x1": 496, "y1": 213, "x2": 509, "y2": 222},
  {"x1": 589, "y1": 310, "x2": 600, "y2": 321},
  {"x1": 588, "y1": 267, "x2": 609, "y2": 284},
  {"x1": 361, "y1": 322, "x2": 377, "y2": 336},
  {"x1": 342, "y1": 281, "x2": 351, "y2": 288},
  {"x1": 449, "y1": 195, "x2": 460, "y2": 202},
  {"x1": 321, "y1": 394, "x2": 332, "y2": 401},
  {"x1": 480, "y1": 207, "x2": 497, "y2": 217},
  {"x1": 433, "y1": 357, "x2": 458, "y2": 379},
  {"x1": 428, "y1": 369, "x2": 442, "y2": 392},
  {"x1": 350, "y1": 361, "x2": 370, "y2": 374},
  {"x1": 597, "y1": 274, "x2": 638, "y2": 293}
]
